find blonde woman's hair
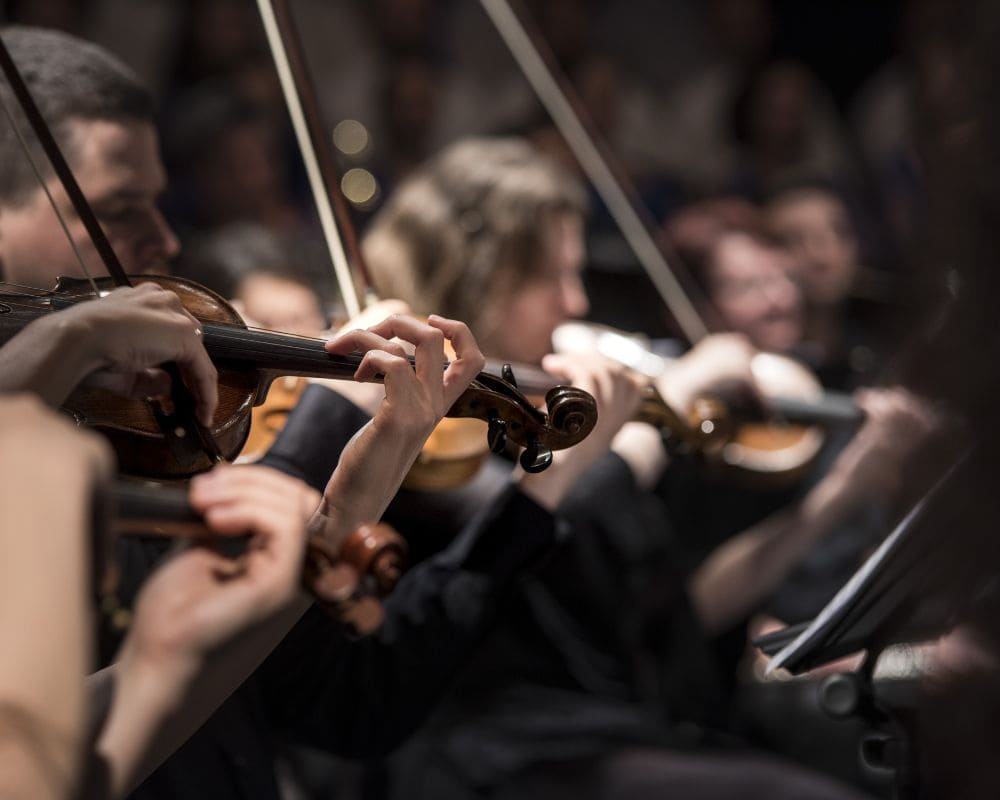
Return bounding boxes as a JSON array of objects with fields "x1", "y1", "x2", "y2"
[{"x1": 363, "y1": 137, "x2": 586, "y2": 351}]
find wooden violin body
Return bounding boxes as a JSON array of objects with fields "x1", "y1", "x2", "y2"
[
  {"x1": 61, "y1": 277, "x2": 261, "y2": 477},
  {"x1": 239, "y1": 376, "x2": 308, "y2": 463}
]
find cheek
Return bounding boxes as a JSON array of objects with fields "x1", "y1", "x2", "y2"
[
  {"x1": 497, "y1": 290, "x2": 559, "y2": 361},
  {"x1": 3, "y1": 219, "x2": 90, "y2": 285},
  {"x1": 717, "y1": 294, "x2": 755, "y2": 329}
]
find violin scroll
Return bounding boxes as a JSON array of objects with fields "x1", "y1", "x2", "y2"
[
  {"x1": 545, "y1": 384, "x2": 599, "y2": 445},
  {"x1": 303, "y1": 522, "x2": 407, "y2": 635},
  {"x1": 446, "y1": 364, "x2": 599, "y2": 473}
]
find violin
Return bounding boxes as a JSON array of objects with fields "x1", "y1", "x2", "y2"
[
  {"x1": 104, "y1": 479, "x2": 407, "y2": 635},
  {"x1": 552, "y1": 322, "x2": 864, "y2": 485},
  {"x1": 0, "y1": 275, "x2": 599, "y2": 479},
  {"x1": 407, "y1": 325, "x2": 865, "y2": 490},
  {"x1": 239, "y1": 375, "x2": 307, "y2": 463}
]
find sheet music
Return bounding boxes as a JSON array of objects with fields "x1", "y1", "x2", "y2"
[{"x1": 766, "y1": 455, "x2": 967, "y2": 675}]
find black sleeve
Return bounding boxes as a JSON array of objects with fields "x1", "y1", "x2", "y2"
[
  {"x1": 257, "y1": 484, "x2": 557, "y2": 757},
  {"x1": 256, "y1": 382, "x2": 559, "y2": 756},
  {"x1": 258, "y1": 383, "x2": 371, "y2": 491}
]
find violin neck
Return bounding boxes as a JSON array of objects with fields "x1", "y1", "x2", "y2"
[
  {"x1": 112, "y1": 480, "x2": 208, "y2": 538},
  {"x1": 202, "y1": 324, "x2": 361, "y2": 381},
  {"x1": 770, "y1": 392, "x2": 863, "y2": 427},
  {"x1": 482, "y1": 358, "x2": 556, "y2": 396}
]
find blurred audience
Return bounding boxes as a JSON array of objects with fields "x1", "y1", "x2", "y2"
[{"x1": 181, "y1": 222, "x2": 333, "y2": 332}]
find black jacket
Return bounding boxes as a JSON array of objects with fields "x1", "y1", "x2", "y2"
[{"x1": 115, "y1": 385, "x2": 558, "y2": 799}]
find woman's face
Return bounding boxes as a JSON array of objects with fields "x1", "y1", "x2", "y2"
[
  {"x1": 708, "y1": 232, "x2": 804, "y2": 353},
  {"x1": 494, "y1": 211, "x2": 589, "y2": 364}
]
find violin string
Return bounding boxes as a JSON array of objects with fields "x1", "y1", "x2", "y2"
[
  {"x1": 0, "y1": 296, "x2": 57, "y2": 310},
  {"x1": 203, "y1": 323, "x2": 448, "y2": 374},
  {"x1": 0, "y1": 92, "x2": 100, "y2": 296},
  {"x1": 0, "y1": 279, "x2": 50, "y2": 296}
]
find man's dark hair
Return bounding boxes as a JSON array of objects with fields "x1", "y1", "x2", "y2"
[{"x1": 0, "y1": 25, "x2": 154, "y2": 206}]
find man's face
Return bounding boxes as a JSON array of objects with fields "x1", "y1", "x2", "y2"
[
  {"x1": 767, "y1": 191, "x2": 859, "y2": 308},
  {"x1": 0, "y1": 117, "x2": 179, "y2": 289},
  {"x1": 709, "y1": 232, "x2": 803, "y2": 353}
]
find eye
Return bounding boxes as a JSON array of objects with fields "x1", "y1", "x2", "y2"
[{"x1": 99, "y1": 206, "x2": 143, "y2": 226}]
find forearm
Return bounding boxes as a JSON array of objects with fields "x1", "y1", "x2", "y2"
[
  {"x1": 0, "y1": 314, "x2": 100, "y2": 403},
  {"x1": 85, "y1": 601, "x2": 308, "y2": 799},
  {"x1": 0, "y1": 724, "x2": 74, "y2": 800},
  {"x1": 689, "y1": 471, "x2": 849, "y2": 634},
  {"x1": 610, "y1": 421, "x2": 669, "y2": 491},
  {"x1": 310, "y1": 417, "x2": 427, "y2": 543},
  {"x1": 0, "y1": 464, "x2": 93, "y2": 794}
]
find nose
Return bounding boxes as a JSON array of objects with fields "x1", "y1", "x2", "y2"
[
  {"x1": 560, "y1": 272, "x2": 590, "y2": 319},
  {"x1": 761, "y1": 273, "x2": 799, "y2": 314},
  {"x1": 136, "y1": 208, "x2": 181, "y2": 273}
]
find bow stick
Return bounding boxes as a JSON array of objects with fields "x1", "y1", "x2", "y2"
[
  {"x1": 256, "y1": 0, "x2": 376, "y2": 317},
  {"x1": 480, "y1": 0, "x2": 710, "y2": 344}
]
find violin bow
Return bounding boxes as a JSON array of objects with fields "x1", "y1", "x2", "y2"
[
  {"x1": 480, "y1": 0, "x2": 710, "y2": 344},
  {"x1": 256, "y1": 0, "x2": 374, "y2": 317},
  {"x1": 0, "y1": 32, "x2": 223, "y2": 469}
]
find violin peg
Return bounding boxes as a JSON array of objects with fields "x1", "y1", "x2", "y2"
[
  {"x1": 519, "y1": 442, "x2": 553, "y2": 473},
  {"x1": 339, "y1": 596, "x2": 385, "y2": 637},
  {"x1": 501, "y1": 363, "x2": 518, "y2": 388},
  {"x1": 487, "y1": 414, "x2": 508, "y2": 453}
]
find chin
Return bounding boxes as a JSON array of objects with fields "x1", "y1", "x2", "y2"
[{"x1": 759, "y1": 328, "x2": 802, "y2": 354}]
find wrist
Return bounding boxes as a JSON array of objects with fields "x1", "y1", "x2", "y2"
[
  {"x1": 313, "y1": 405, "x2": 440, "y2": 543},
  {"x1": 95, "y1": 644, "x2": 197, "y2": 799},
  {"x1": 516, "y1": 462, "x2": 579, "y2": 511},
  {"x1": 47, "y1": 307, "x2": 109, "y2": 379},
  {"x1": 115, "y1": 635, "x2": 200, "y2": 712}
]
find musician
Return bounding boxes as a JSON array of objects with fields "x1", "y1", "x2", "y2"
[
  {"x1": 0, "y1": 30, "x2": 176, "y2": 287},
  {"x1": 357, "y1": 136, "x2": 932, "y2": 798},
  {"x1": 665, "y1": 197, "x2": 805, "y2": 355},
  {"x1": 0, "y1": 266, "x2": 512, "y2": 800},
  {"x1": 764, "y1": 182, "x2": 886, "y2": 390},
  {"x1": 0, "y1": 25, "x2": 647, "y2": 799},
  {"x1": 668, "y1": 191, "x2": 886, "y2": 391}
]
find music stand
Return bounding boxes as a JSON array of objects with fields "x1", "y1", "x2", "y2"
[{"x1": 752, "y1": 450, "x2": 999, "y2": 797}]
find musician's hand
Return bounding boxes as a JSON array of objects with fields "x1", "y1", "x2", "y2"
[
  {"x1": 317, "y1": 314, "x2": 484, "y2": 537},
  {"x1": 518, "y1": 352, "x2": 647, "y2": 509},
  {"x1": 826, "y1": 387, "x2": 939, "y2": 506},
  {"x1": 310, "y1": 299, "x2": 412, "y2": 416},
  {"x1": 118, "y1": 464, "x2": 318, "y2": 687},
  {"x1": 95, "y1": 465, "x2": 317, "y2": 798},
  {"x1": 658, "y1": 333, "x2": 762, "y2": 413},
  {"x1": 66, "y1": 283, "x2": 218, "y2": 426}
]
